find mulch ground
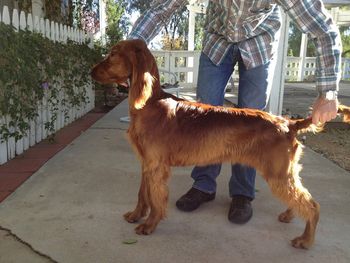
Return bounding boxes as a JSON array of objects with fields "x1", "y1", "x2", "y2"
[{"x1": 302, "y1": 123, "x2": 350, "y2": 172}]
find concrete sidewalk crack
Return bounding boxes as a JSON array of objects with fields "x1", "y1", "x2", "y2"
[{"x1": 0, "y1": 226, "x2": 59, "y2": 263}]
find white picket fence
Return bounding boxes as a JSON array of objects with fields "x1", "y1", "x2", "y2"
[{"x1": 0, "y1": 5, "x2": 95, "y2": 165}]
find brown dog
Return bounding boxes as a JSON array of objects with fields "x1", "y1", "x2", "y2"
[{"x1": 91, "y1": 39, "x2": 350, "y2": 249}]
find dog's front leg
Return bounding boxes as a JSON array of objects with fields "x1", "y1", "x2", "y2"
[
  {"x1": 124, "y1": 163, "x2": 150, "y2": 223},
  {"x1": 134, "y1": 163, "x2": 170, "y2": 235}
]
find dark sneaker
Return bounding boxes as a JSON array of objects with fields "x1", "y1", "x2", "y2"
[
  {"x1": 228, "y1": 195, "x2": 253, "y2": 224},
  {"x1": 176, "y1": 187, "x2": 216, "y2": 212}
]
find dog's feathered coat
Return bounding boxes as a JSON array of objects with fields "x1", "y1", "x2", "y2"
[{"x1": 91, "y1": 39, "x2": 350, "y2": 249}]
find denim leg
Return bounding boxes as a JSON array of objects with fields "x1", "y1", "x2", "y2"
[
  {"x1": 191, "y1": 48, "x2": 236, "y2": 194},
  {"x1": 196, "y1": 50, "x2": 235, "y2": 106},
  {"x1": 229, "y1": 56, "x2": 277, "y2": 199}
]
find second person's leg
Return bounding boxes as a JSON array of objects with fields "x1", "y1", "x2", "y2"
[
  {"x1": 228, "y1": 53, "x2": 276, "y2": 223},
  {"x1": 176, "y1": 46, "x2": 236, "y2": 212}
]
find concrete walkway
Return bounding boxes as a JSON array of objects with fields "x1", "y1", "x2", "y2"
[{"x1": 0, "y1": 88, "x2": 350, "y2": 262}]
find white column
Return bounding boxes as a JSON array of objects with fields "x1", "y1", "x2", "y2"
[
  {"x1": 187, "y1": 6, "x2": 196, "y2": 84},
  {"x1": 268, "y1": 9, "x2": 290, "y2": 115},
  {"x1": 96, "y1": 0, "x2": 107, "y2": 43},
  {"x1": 31, "y1": 0, "x2": 44, "y2": 18},
  {"x1": 187, "y1": 7, "x2": 196, "y2": 51},
  {"x1": 330, "y1": 7, "x2": 339, "y2": 24},
  {"x1": 298, "y1": 33, "x2": 308, "y2": 81}
]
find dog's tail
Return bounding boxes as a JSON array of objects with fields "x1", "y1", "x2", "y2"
[
  {"x1": 338, "y1": 104, "x2": 350, "y2": 123},
  {"x1": 288, "y1": 104, "x2": 350, "y2": 134},
  {"x1": 288, "y1": 117, "x2": 320, "y2": 135}
]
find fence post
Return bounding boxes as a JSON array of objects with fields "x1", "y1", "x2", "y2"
[
  {"x1": 33, "y1": 17, "x2": 44, "y2": 144},
  {"x1": 63, "y1": 25, "x2": 68, "y2": 43},
  {"x1": 41, "y1": 95, "x2": 48, "y2": 139},
  {"x1": 193, "y1": 52, "x2": 200, "y2": 88},
  {"x1": 6, "y1": 115, "x2": 16, "y2": 160},
  {"x1": 50, "y1": 21, "x2": 55, "y2": 41},
  {"x1": 33, "y1": 15, "x2": 39, "y2": 32},
  {"x1": 2, "y1": 5, "x2": 10, "y2": 24},
  {"x1": 27, "y1": 13, "x2": 37, "y2": 147},
  {"x1": 20, "y1": 10, "x2": 31, "y2": 151},
  {"x1": 27, "y1": 13, "x2": 34, "y2": 32},
  {"x1": 1, "y1": 7, "x2": 11, "y2": 162},
  {"x1": 40, "y1": 17, "x2": 45, "y2": 35},
  {"x1": 40, "y1": 19, "x2": 51, "y2": 139},
  {"x1": 75, "y1": 28, "x2": 79, "y2": 42},
  {"x1": 11, "y1": 9, "x2": 25, "y2": 155},
  {"x1": 55, "y1": 22, "x2": 59, "y2": 43},
  {"x1": 0, "y1": 117, "x2": 8, "y2": 165},
  {"x1": 19, "y1": 10, "x2": 26, "y2": 30},
  {"x1": 59, "y1": 23, "x2": 64, "y2": 42},
  {"x1": 297, "y1": 34, "x2": 308, "y2": 81},
  {"x1": 169, "y1": 52, "x2": 176, "y2": 84},
  {"x1": 67, "y1": 26, "x2": 71, "y2": 41},
  {"x1": 36, "y1": 101, "x2": 43, "y2": 144},
  {"x1": 45, "y1": 19, "x2": 50, "y2": 38},
  {"x1": 12, "y1": 9, "x2": 19, "y2": 30}
]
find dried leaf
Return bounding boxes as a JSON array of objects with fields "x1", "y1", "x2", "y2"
[{"x1": 122, "y1": 239, "x2": 137, "y2": 245}]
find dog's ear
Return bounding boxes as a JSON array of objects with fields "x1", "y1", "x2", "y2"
[{"x1": 129, "y1": 41, "x2": 157, "y2": 110}]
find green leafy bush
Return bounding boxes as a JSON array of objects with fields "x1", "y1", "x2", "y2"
[{"x1": 0, "y1": 22, "x2": 102, "y2": 141}]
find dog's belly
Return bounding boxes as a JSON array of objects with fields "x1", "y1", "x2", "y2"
[
  {"x1": 169, "y1": 154, "x2": 232, "y2": 167},
  {"x1": 166, "y1": 137, "x2": 243, "y2": 167}
]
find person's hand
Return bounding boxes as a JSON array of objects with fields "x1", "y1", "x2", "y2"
[{"x1": 311, "y1": 96, "x2": 338, "y2": 125}]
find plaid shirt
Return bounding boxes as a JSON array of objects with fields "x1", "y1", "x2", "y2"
[{"x1": 129, "y1": 0, "x2": 342, "y2": 93}]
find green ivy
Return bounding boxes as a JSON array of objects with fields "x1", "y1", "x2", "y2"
[{"x1": 0, "y1": 22, "x2": 102, "y2": 142}]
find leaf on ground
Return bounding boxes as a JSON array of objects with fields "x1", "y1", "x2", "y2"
[{"x1": 122, "y1": 239, "x2": 137, "y2": 245}]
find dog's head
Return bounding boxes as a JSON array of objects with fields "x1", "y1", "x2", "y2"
[{"x1": 91, "y1": 39, "x2": 159, "y2": 110}]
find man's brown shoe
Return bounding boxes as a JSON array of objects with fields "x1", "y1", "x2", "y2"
[
  {"x1": 176, "y1": 187, "x2": 215, "y2": 212},
  {"x1": 228, "y1": 195, "x2": 253, "y2": 224}
]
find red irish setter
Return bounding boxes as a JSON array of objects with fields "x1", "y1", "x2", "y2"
[{"x1": 91, "y1": 39, "x2": 350, "y2": 249}]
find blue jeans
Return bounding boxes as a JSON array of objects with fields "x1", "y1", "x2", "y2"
[{"x1": 191, "y1": 44, "x2": 276, "y2": 199}]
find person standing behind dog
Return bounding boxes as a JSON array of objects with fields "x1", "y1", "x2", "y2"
[{"x1": 128, "y1": 0, "x2": 341, "y2": 224}]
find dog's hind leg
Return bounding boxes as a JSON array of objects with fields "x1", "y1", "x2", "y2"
[
  {"x1": 267, "y1": 164, "x2": 320, "y2": 249},
  {"x1": 124, "y1": 163, "x2": 150, "y2": 223},
  {"x1": 135, "y1": 163, "x2": 170, "y2": 235}
]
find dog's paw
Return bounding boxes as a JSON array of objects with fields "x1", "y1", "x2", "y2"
[
  {"x1": 278, "y1": 210, "x2": 294, "y2": 223},
  {"x1": 135, "y1": 223, "x2": 155, "y2": 235},
  {"x1": 291, "y1": 236, "x2": 313, "y2": 249},
  {"x1": 124, "y1": 211, "x2": 141, "y2": 223}
]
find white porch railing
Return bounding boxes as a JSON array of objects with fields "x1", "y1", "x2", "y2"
[
  {"x1": 0, "y1": 6, "x2": 94, "y2": 165},
  {"x1": 285, "y1": 57, "x2": 350, "y2": 82},
  {"x1": 152, "y1": 50, "x2": 350, "y2": 88},
  {"x1": 152, "y1": 50, "x2": 201, "y2": 88}
]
